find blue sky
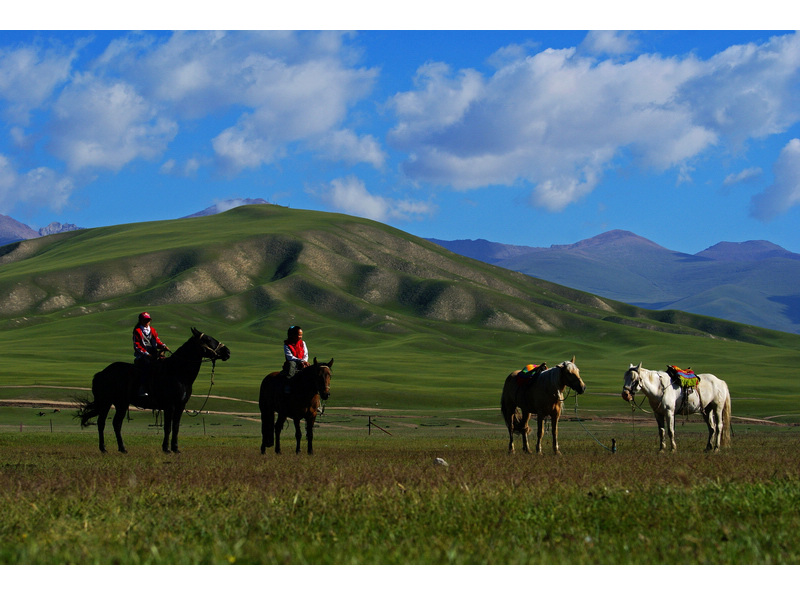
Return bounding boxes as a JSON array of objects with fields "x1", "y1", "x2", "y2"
[{"x1": 3, "y1": 12, "x2": 800, "y2": 254}]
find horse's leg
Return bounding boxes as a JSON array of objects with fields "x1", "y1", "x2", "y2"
[
  {"x1": 260, "y1": 410, "x2": 275, "y2": 454},
  {"x1": 654, "y1": 413, "x2": 667, "y2": 452},
  {"x1": 506, "y1": 417, "x2": 515, "y2": 454},
  {"x1": 162, "y1": 407, "x2": 173, "y2": 453},
  {"x1": 274, "y1": 413, "x2": 286, "y2": 454},
  {"x1": 170, "y1": 408, "x2": 184, "y2": 453},
  {"x1": 111, "y1": 403, "x2": 130, "y2": 454},
  {"x1": 520, "y1": 411, "x2": 531, "y2": 454},
  {"x1": 294, "y1": 417, "x2": 303, "y2": 454},
  {"x1": 96, "y1": 401, "x2": 113, "y2": 454},
  {"x1": 306, "y1": 413, "x2": 315, "y2": 455},
  {"x1": 259, "y1": 386, "x2": 276, "y2": 454},
  {"x1": 708, "y1": 404, "x2": 723, "y2": 451},
  {"x1": 666, "y1": 411, "x2": 677, "y2": 452},
  {"x1": 535, "y1": 415, "x2": 545, "y2": 455},
  {"x1": 551, "y1": 413, "x2": 561, "y2": 455}
]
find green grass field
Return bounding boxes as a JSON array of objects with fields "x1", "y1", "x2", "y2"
[{"x1": 2, "y1": 429, "x2": 798, "y2": 565}]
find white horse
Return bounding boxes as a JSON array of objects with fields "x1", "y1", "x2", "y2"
[{"x1": 621, "y1": 363, "x2": 732, "y2": 452}]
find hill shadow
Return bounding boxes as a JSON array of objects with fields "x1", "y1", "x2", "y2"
[{"x1": 768, "y1": 295, "x2": 800, "y2": 324}]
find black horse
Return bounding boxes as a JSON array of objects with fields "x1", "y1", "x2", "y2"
[
  {"x1": 77, "y1": 327, "x2": 231, "y2": 454},
  {"x1": 260, "y1": 358, "x2": 333, "y2": 455}
]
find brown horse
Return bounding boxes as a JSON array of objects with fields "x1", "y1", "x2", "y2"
[
  {"x1": 501, "y1": 356, "x2": 586, "y2": 455},
  {"x1": 259, "y1": 358, "x2": 333, "y2": 455}
]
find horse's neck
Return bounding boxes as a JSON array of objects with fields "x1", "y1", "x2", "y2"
[
  {"x1": 162, "y1": 344, "x2": 203, "y2": 381},
  {"x1": 640, "y1": 369, "x2": 667, "y2": 398},
  {"x1": 536, "y1": 367, "x2": 563, "y2": 396}
]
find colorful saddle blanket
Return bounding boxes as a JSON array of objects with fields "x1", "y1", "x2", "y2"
[
  {"x1": 667, "y1": 365, "x2": 699, "y2": 388},
  {"x1": 516, "y1": 363, "x2": 547, "y2": 386}
]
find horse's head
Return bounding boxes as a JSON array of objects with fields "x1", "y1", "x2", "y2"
[
  {"x1": 191, "y1": 327, "x2": 231, "y2": 362},
  {"x1": 559, "y1": 356, "x2": 586, "y2": 394},
  {"x1": 311, "y1": 357, "x2": 334, "y2": 401},
  {"x1": 621, "y1": 363, "x2": 642, "y2": 402}
]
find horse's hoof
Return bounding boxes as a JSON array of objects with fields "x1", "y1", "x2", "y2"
[
  {"x1": 162, "y1": 449, "x2": 171, "y2": 454},
  {"x1": 172, "y1": 449, "x2": 181, "y2": 454},
  {"x1": 260, "y1": 447, "x2": 266, "y2": 455},
  {"x1": 118, "y1": 448, "x2": 128, "y2": 454}
]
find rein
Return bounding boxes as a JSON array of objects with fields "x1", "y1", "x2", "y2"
[
  {"x1": 185, "y1": 359, "x2": 216, "y2": 418},
  {"x1": 183, "y1": 333, "x2": 226, "y2": 418},
  {"x1": 569, "y1": 387, "x2": 615, "y2": 452}
]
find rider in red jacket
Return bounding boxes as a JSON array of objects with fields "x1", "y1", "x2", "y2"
[
  {"x1": 133, "y1": 312, "x2": 169, "y2": 360},
  {"x1": 283, "y1": 325, "x2": 309, "y2": 380},
  {"x1": 133, "y1": 312, "x2": 169, "y2": 396}
]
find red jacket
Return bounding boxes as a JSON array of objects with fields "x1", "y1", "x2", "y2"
[{"x1": 133, "y1": 325, "x2": 167, "y2": 359}]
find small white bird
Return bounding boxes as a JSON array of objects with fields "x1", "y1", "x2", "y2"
[{"x1": 434, "y1": 457, "x2": 448, "y2": 467}]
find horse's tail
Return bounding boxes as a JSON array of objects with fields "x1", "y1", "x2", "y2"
[
  {"x1": 721, "y1": 383, "x2": 732, "y2": 447},
  {"x1": 74, "y1": 366, "x2": 118, "y2": 427},
  {"x1": 74, "y1": 394, "x2": 100, "y2": 427},
  {"x1": 259, "y1": 374, "x2": 278, "y2": 450},
  {"x1": 501, "y1": 373, "x2": 530, "y2": 435}
]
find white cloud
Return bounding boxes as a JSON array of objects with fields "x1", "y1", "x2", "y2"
[
  {"x1": 579, "y1": 31, "x2": 638, "y2": 56},
  {"x1": 0, "y1": 154, "x2": 73, "y2": 213},
  {"x1": 320, "y1": 176, "x2": 435, "y2": 222},
  {"x1": 0, "y1": 42, "x2": 76, "y2": 124},
  {"x1": 314, "y1": 129, "x2": 386, "y2": 168},
  {"x1": 750, "y1": 138, "x2": 800, "y2": 221},
  {"x1": 388, "y1": 32, "x2": 800, "y2": 211},
  {"x1": 48, "y1": 74, "x2": 178, "y2": 172},
  {"x1": 211, "y1": 52, "x2": 378, "y2": 174},
  {"x1": 723, "y1": 167, "x2": 763, "y2": 186},
  {"x1": 93, "y1": 31, "x2": 380, "y2": 175}
]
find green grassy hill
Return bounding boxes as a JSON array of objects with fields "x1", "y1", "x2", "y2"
[{"x1": 2, "y1": 204, "x2": 799, "y2": 421}]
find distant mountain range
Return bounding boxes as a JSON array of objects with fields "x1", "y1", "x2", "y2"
[
  {"x1": 430, "y1": 230, "x2": 800, "y2": 334},
  {"x1": 0, "y1": 214, "x2": 82, "y2": 246}
]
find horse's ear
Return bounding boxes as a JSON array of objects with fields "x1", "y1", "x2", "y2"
[
  {"x1": 192, "y1": 327, "x2": 200, "y2": 337},
  {"x1": 637, "y1": 362, "x2": 642, "y2": 369},
  {"x1": 571, "y1": 355, "x2": 575, "y2": 364},
  {"x1": 327, "y1": 358, "x2": 334, "y2": 368},
  {"x1": 313, "y1": 357, "x2": 318, "y2": 365}
]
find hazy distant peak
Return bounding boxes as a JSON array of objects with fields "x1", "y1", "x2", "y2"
[
  {"x1": 696, "y1": 240, "x2": 799, "y2": 261},
  {"x1": 183, "y1": 198, "x2": 270, "y2": 218},
  {"x1": 39, "y1": 222, "x2": 82, "y2": 236},
  {"x1": 0, "y1": 214, "x2": 39, "y2": 245},
  {"x1": 552, "y1": 229, "x2": 669, "y2": 253}
]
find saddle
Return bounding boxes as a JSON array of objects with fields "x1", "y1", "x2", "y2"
[
  {"x1": 667, "y1": 365, "x2": 700, "y2": 414},
  {"x1": 516, "y1": 362, "x2": 547, "y2": 387}
]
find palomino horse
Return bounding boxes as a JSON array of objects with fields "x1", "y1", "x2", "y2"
[
  {"x1": 621, "y1": 363, "x2": 732, "y2": 452},
  {"x1": 260, "y1": 358, "x2": 333, "y2": 455},
  {"x1": 501, "y1": 357, "x2": 586, "y2": 455},
  {"x1": 77, "y1": 328, "x2": 231, "y2": 453}
]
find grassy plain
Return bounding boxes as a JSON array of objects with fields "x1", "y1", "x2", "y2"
[{"x1": 2, "y1": 428, "x2": 799, "y2": 565}]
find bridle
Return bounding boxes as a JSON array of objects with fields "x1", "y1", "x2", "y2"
[
  {"x1": 622, "y1": 370, "x2": 641, "y2": 402},
  {"x1": 316, "y1": 365, "x2": 331, "y2": 401},
  {"x1": 196, "y1": 332, "x2": 228, "y2": 362},
  {"x1": 623, "y1": 368, "x2": 665, "y2": 412}
]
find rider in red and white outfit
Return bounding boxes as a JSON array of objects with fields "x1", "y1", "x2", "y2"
[
  {"x1": 133, "y1": 312, "x2": 169, "y2": 396},
  {"x1": 283, "y1": 325, "x2": 309, "y2": 381},
  {"x1": 133, "y1": 312, "x2": 169, "y2": 361}
]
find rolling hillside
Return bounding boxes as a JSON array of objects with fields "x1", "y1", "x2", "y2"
[
  {"x1": 1, "y1": 205, "x2": 799, "y2": 412},
  {"x1": 432, "y1": 231, "x2": 800, "y2": 334}
]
